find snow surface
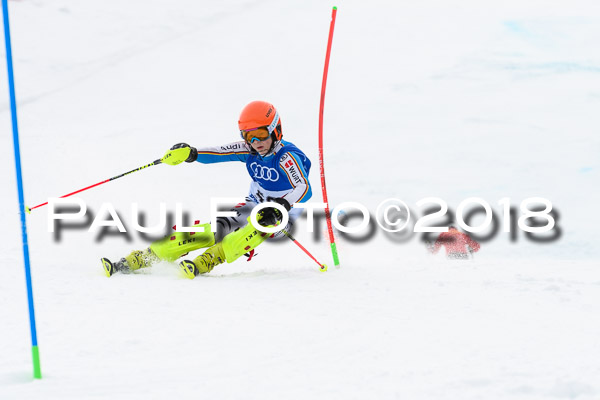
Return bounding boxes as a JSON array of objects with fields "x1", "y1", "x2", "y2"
[{"x1": 1, "y1": 0, "x2": 599, "y2": 399}]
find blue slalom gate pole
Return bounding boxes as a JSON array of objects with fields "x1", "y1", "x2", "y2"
[{"x1": 2, "y1": 0, "x2": 42, "y2": 379}]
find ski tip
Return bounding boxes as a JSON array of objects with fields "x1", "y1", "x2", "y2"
[
  {"x1": 320, "y1": 264, "x2": 328, "y2": 272},
  {"x1": 179, "y1": 260, "x2": 198, "y2": 280},
  {"x1": 101, "y1": 258, "x2": 114, "y2": 277},
  {"x1": 333, "y1": 6, "x2": 337, "y2": 11}
]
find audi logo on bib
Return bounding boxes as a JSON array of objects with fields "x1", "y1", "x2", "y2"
[{"x1": 250, "y1": 162, "x2": 280, "y2": 182}]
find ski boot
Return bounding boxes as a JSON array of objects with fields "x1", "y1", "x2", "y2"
[
  {"x1": 179, "y1": 214, "x2": 273, "y2": 279},
  {"x1": 101, "y1": 248, "x2": 160, "y2": 277},
  {"x1": 180, "y1": 242, "x2": 225, "y2": 279}
]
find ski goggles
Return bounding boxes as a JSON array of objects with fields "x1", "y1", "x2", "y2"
[{"x1": 240, "y1": 126, "x2": 271, "y2": 143}]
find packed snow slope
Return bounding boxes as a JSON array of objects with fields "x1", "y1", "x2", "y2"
[{"x1": 1, "y1": 1, "x2": 599, "y2": 399}]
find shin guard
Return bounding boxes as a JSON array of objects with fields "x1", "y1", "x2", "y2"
[{"x1": 221, "y1": 217, "x2": 271, "y2": 263}]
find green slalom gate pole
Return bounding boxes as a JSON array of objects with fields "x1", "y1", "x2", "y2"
[
  {"x1": 318, "y1": 6, "x2": 340, "y2": 267},
  {"x1": 2, "y1": 0, "x2": 42, "y2": 379}
]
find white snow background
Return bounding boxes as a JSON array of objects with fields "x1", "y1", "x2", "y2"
[{"x1": 1, "y1": 0, "x2": 599, "y2": 399}]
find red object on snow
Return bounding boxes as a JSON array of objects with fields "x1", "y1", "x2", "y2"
[{"x1": 432, "y1": 227, "x2": 481, "y2": 259}]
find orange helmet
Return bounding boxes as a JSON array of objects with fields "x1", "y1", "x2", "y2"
[{"x1": 238, "y1": 101, "x2": 283, "y2": 142}]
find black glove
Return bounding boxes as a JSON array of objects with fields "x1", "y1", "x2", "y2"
[
  {"x1": 258, "y1": 197, "x2": 291, "y2": 227},
  {"x1": 258, "y1": 207, "x2": 282, "y2": 227},
  {"x1": 267, "y1": 197, "x2": 292, "y2": 211}
]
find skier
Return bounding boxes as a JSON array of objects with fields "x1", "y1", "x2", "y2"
[
  {"x1": 430, "y1": 226, "x2": 481, "y2": 260},
  {"x1": 101, "y1": 100, "x2": 312, "y2": 279}
]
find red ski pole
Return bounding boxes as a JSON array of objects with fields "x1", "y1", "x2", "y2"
[
  {"x1": 319, "y1": 6, "x2": 340, "y2": 267},
  {"x1": 281, "y1": 229, "x2": 328, "y2": 272},
  {"x1": 26, "y1": 159, "x2": 162, "y2": 213}
]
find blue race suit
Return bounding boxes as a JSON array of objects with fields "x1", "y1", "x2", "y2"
[{"x1": 195, "y1": 140, "x2": 312, "y2": 221}]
